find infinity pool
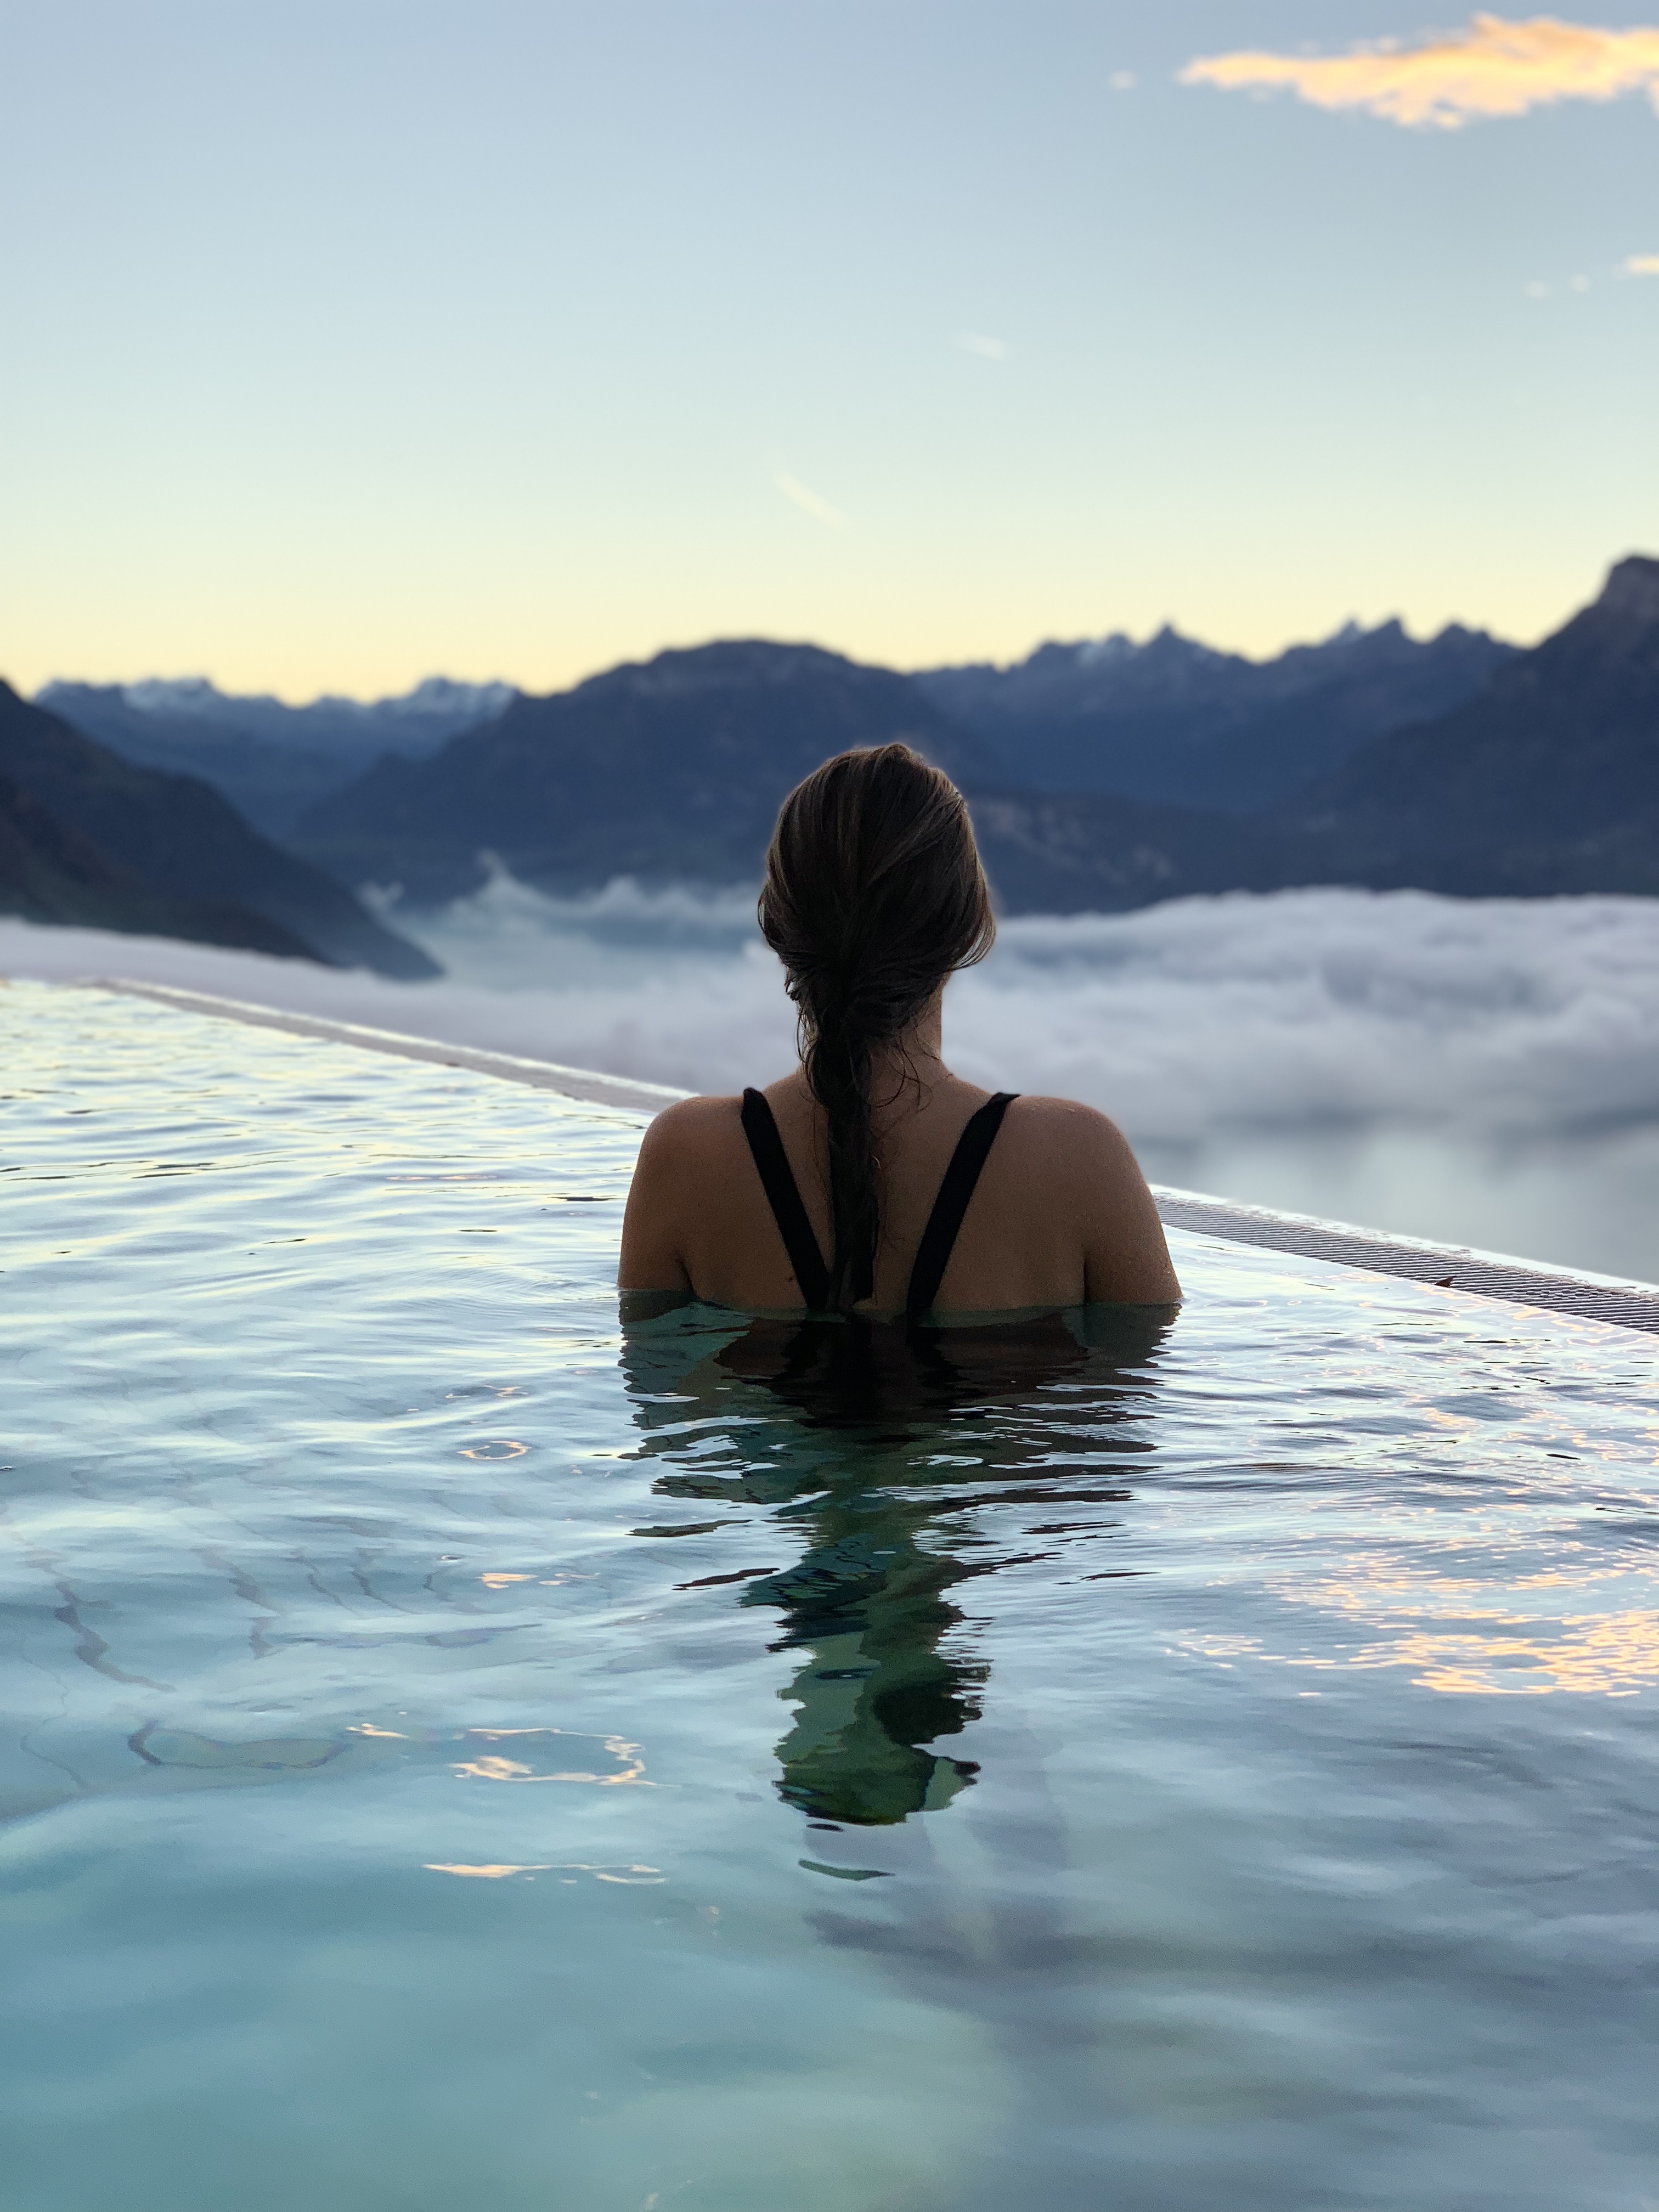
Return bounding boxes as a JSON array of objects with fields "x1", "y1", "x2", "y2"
[{"x1": 4, "y1": 981, "x2": 1657, "y2": 2210}]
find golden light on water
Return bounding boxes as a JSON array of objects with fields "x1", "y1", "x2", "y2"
[
  {"x1": 1183, "y1": 1559, "x2": 1659, "y2": 1696},
  {"x1": 449, "y1": 1728, "x2": 652, "y2": 1785}
]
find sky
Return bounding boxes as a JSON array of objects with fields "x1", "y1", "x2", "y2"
[{"x1": 3, "y1": 1, "x2": 1658, "y2": 700}]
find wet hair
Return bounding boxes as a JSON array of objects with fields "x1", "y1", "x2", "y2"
[{"x1": 758, "y1": 743, "x2": 996, "y2": 1310}]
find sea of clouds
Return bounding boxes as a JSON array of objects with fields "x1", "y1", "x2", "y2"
[{"x1": 7, "y1": 878, "x2": 1657, "y2": 1280}]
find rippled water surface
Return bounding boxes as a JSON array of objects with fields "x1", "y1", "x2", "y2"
[{"x1": 4, "y1": 982, "x2": 1658, "y2": 2211}]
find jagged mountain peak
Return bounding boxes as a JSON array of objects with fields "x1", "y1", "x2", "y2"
[
  {"x1": 1594, "y1": 554, "x2": 1659, "y2": 626},
  {"x1": 121, "y1": 676, "x2": 251, "y2": 718},
  {"x1": 1072, "y1": 631, "x2": 1138, "y2": 669},
  {"x1": 304, "y1": 676, "x2": 518, "y2": 721},
  {"x1": 1298, "y1": 550, "x2": 1659, "y2": 878},
  {"x1": 1495, "y1": 551, "x2": 1659, "y2": 688},
  {"x1": 37, "y1": 674, "x2": 521, "y2": 839},
  {"x1": 1141, "y1": 623, "x2": 1238, "y2": 664},
  {"x1": 42, "y1": 673, "x2": 517, "y2": 725}
]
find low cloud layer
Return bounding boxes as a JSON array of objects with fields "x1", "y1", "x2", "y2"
[
  {"x1": 8, "y1": 878, "x2": 1657, "y2": 1142},
  {"x1": 7, "y1": 879, "x2": 1658, "y2": 1273},
  {"x1": 1182, "y1": 14, "x2": 1659, "y2": 130}
]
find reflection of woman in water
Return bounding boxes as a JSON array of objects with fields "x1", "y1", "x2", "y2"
[
  {"x1": 621, "y1": 1305, "x2": 1172, "y2": 1828},
  {"x1": 618, "y1": 742, "x2": 1179, "y2": 1830}
]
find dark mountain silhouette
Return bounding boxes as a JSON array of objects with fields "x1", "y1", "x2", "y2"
[
  {"x1": 0, "y1": 683, "x2": 439, "y2": 975},
  {"x1": 40, "y1": 556, "x2": 1655, "y2": 930},
  {"x1": 1292, "y1": 556, "x2": 1659, "y2": 895},
  {"x1": 968, "y1": 551, "x2": 1659, "y2": 897},
  {"x1": 46, "y1": 629, "x2": 1509, "y2": 837},
  {"x1": 294, "y1": 641, "x2": 1002, "y2": 905},
  {"x1": 960, "y1": 789, "x2": 1322, "y2": 912},
  {"x1": 291, "y1": 569, "x2": 1658, "y2": 916},
  {"x1": 0, "y1": 770, "x2": 316, "y2": 955},
  {"x1": 918, "y1": 618, "x2": 1515, "y2": 810},
  {"x1": 38, "y1": 676, "x2": 512, "y2": 839}
]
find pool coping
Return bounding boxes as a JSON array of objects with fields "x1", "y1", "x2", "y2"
[
  {"x1": 92, "y1": 978, "x2": 685, "y2": 1116},
  {"x1": 94, "y1": 977, "x2": 1659, "y2": 1339},
  {"x1": 1148, "y1": 1189, "x2": 1658, "y2": 1337}
]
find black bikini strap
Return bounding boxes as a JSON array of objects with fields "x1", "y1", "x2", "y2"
[
  {"x1": 740, "y1": 1089, "x2": 832, "y2": 1311},
  {"x1": 906, "y1": 1093, "x2": 1018, "y2": 1319}
]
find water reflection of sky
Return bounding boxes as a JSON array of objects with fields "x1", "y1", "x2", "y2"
[{"x1": 5, "y1": 981, "x2": 1659, "y2": 2211}]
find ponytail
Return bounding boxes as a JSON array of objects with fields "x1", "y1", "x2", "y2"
[{"x1": 758, "y1": 744, "x2": 995, "y2": 1310}]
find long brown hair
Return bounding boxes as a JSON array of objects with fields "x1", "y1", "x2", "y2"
[{"x1": 758, "y1": 743, "x2": 996, "y2": 1309}]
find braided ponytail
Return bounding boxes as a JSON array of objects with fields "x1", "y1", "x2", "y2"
[{"x1": 758, "y1": 744, "x2": 996, "y2": 1310}]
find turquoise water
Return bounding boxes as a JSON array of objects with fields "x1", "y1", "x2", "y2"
[{"x1": 3, "y1": 981, "x2": 1658, "y2": 2211}]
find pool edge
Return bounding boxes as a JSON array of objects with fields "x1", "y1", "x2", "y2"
[
  {"x1": 89, "y1": 977, "x2": 684, "y2": 1117},
  {"x1": 1151, "y1": 1188, "x2": 1659, "y2": 1336},
  {"x1": 88, "y1": 976, "x2": 1659, "y2": 1338}
]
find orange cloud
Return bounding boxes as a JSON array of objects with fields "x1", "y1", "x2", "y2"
[{"x1": 1181, "y1": 14, "x2": 1659, "y2": 129}]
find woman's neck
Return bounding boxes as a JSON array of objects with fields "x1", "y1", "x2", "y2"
[{"x1": 863, "y1": 1000, "x2": 952, "y2": 1126}]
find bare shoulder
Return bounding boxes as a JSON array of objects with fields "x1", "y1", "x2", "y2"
[
  {"x1": 634, "y1": 1092, "x2": 746, "y2": 1167},
  {"x1": 628, "y1": 1094, "x2": 747, "y2": 1211},
  {"x1": 619, "y1": 1094, "x2": 749, "y2": 1294},
  {"x1": 997, "y1": 1094, "x2": 1180, "y2": 1304},
  {"x1": 997, "y1": 1094, "x2": 1146, "y2": 1183}
]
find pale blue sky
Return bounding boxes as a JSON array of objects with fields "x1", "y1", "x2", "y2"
[{"x1": 3, "y1": 1, "x2": 1657, "y2": 696}]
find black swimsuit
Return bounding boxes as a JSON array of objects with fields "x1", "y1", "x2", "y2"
[{"x1": 739, "y1": 1088, "x2": 1019, "y2": 1320}]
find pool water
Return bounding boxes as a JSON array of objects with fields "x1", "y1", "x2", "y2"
[{"x1": 3, "y1": 981, "x2": 1657, "y2": 2211}]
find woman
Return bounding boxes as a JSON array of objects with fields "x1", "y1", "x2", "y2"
[{"x1": 619, "y1": 742, "x2": 1180, "y2": 1317}]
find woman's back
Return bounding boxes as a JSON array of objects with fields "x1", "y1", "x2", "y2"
[
  {"x1": 620, "y1": 1065, "x2": 1180, "y2": 1314},
  {"x1": 617, "y1": 742, "x2": 1180, "y2": 1318}
]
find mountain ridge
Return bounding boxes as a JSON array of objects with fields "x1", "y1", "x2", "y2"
[
  {"x1": 916, "y1": 617, "x2": 1517, "y2": 810},
  {"x1": 0, "y1": 684, "x2": 440, "y2": 975},
  {"x1": 26, "y1": 556, "x2": 1659, "y2": 936},
  {"x1": 37, "y1": 676, "x2": 515, "y2": 839},
  {"x1": 1293, "y1": 554, "x2": 1659, "y2": 894},
  {"x1": 288, "y1": 558, "x2": 1659, "y2": 918},
  {"x1": 41, "y1": 618, "x2": 1514, "y2": 830},
  {"x1": 0, "y1": 769, "x2": 320, "y2": 956},
  {"x1": 293, "y1": 640, "x2": 1000, "y2": 906}
]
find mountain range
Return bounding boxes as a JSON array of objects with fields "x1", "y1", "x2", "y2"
[
  {"x1": 270, "y1": 557, "x2": 1656, "y2": 915},
  {"x1": 0, "y1": 684, "x2": 438, "y2": 974},
  {"x1": 1286, "y1": 554, "x2": 1659, "y2": 898},
  {"x1": 40, "y1": 619, "x2": 1509, "y2": 837},
  {"x1": 18, "y1": 555, "x2": 1659, "y2": 949},
  {"x1": 291, "y1": 643, "x2": 999, "y2": 906},
  {"x1": 35, "y1": 676, "x2": 514, "y2": 839},
  {"x1": 918, "y1": 618, "x2": 1515, "y2": 811}
]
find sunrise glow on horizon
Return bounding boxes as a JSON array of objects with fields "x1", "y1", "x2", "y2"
[{"x1": 4, "y1": 3, "x2": 1657, "y2": 703}]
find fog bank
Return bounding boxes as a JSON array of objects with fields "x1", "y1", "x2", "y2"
[{"x1": 7, "y1": 881, "x2": 1656, "y2": 1279}]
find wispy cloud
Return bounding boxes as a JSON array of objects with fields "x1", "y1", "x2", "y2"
[
  {"x1": 772, "y1": 470, "x2": 846, "y2": 528},
  {"x1": 1524, "y1": 251, "x2": 1659, "y2": 294},
  {"x1": 955, "y1": 331, "x2": 1011, "y2": 360},
  {"x1": 1181, "y1": 14, "x2": 1659, "y2": 130}
]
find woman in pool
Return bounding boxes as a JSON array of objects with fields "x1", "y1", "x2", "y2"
[{"x1": 619, "y1": 742, "x2": 1180, "y2": 1318}]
